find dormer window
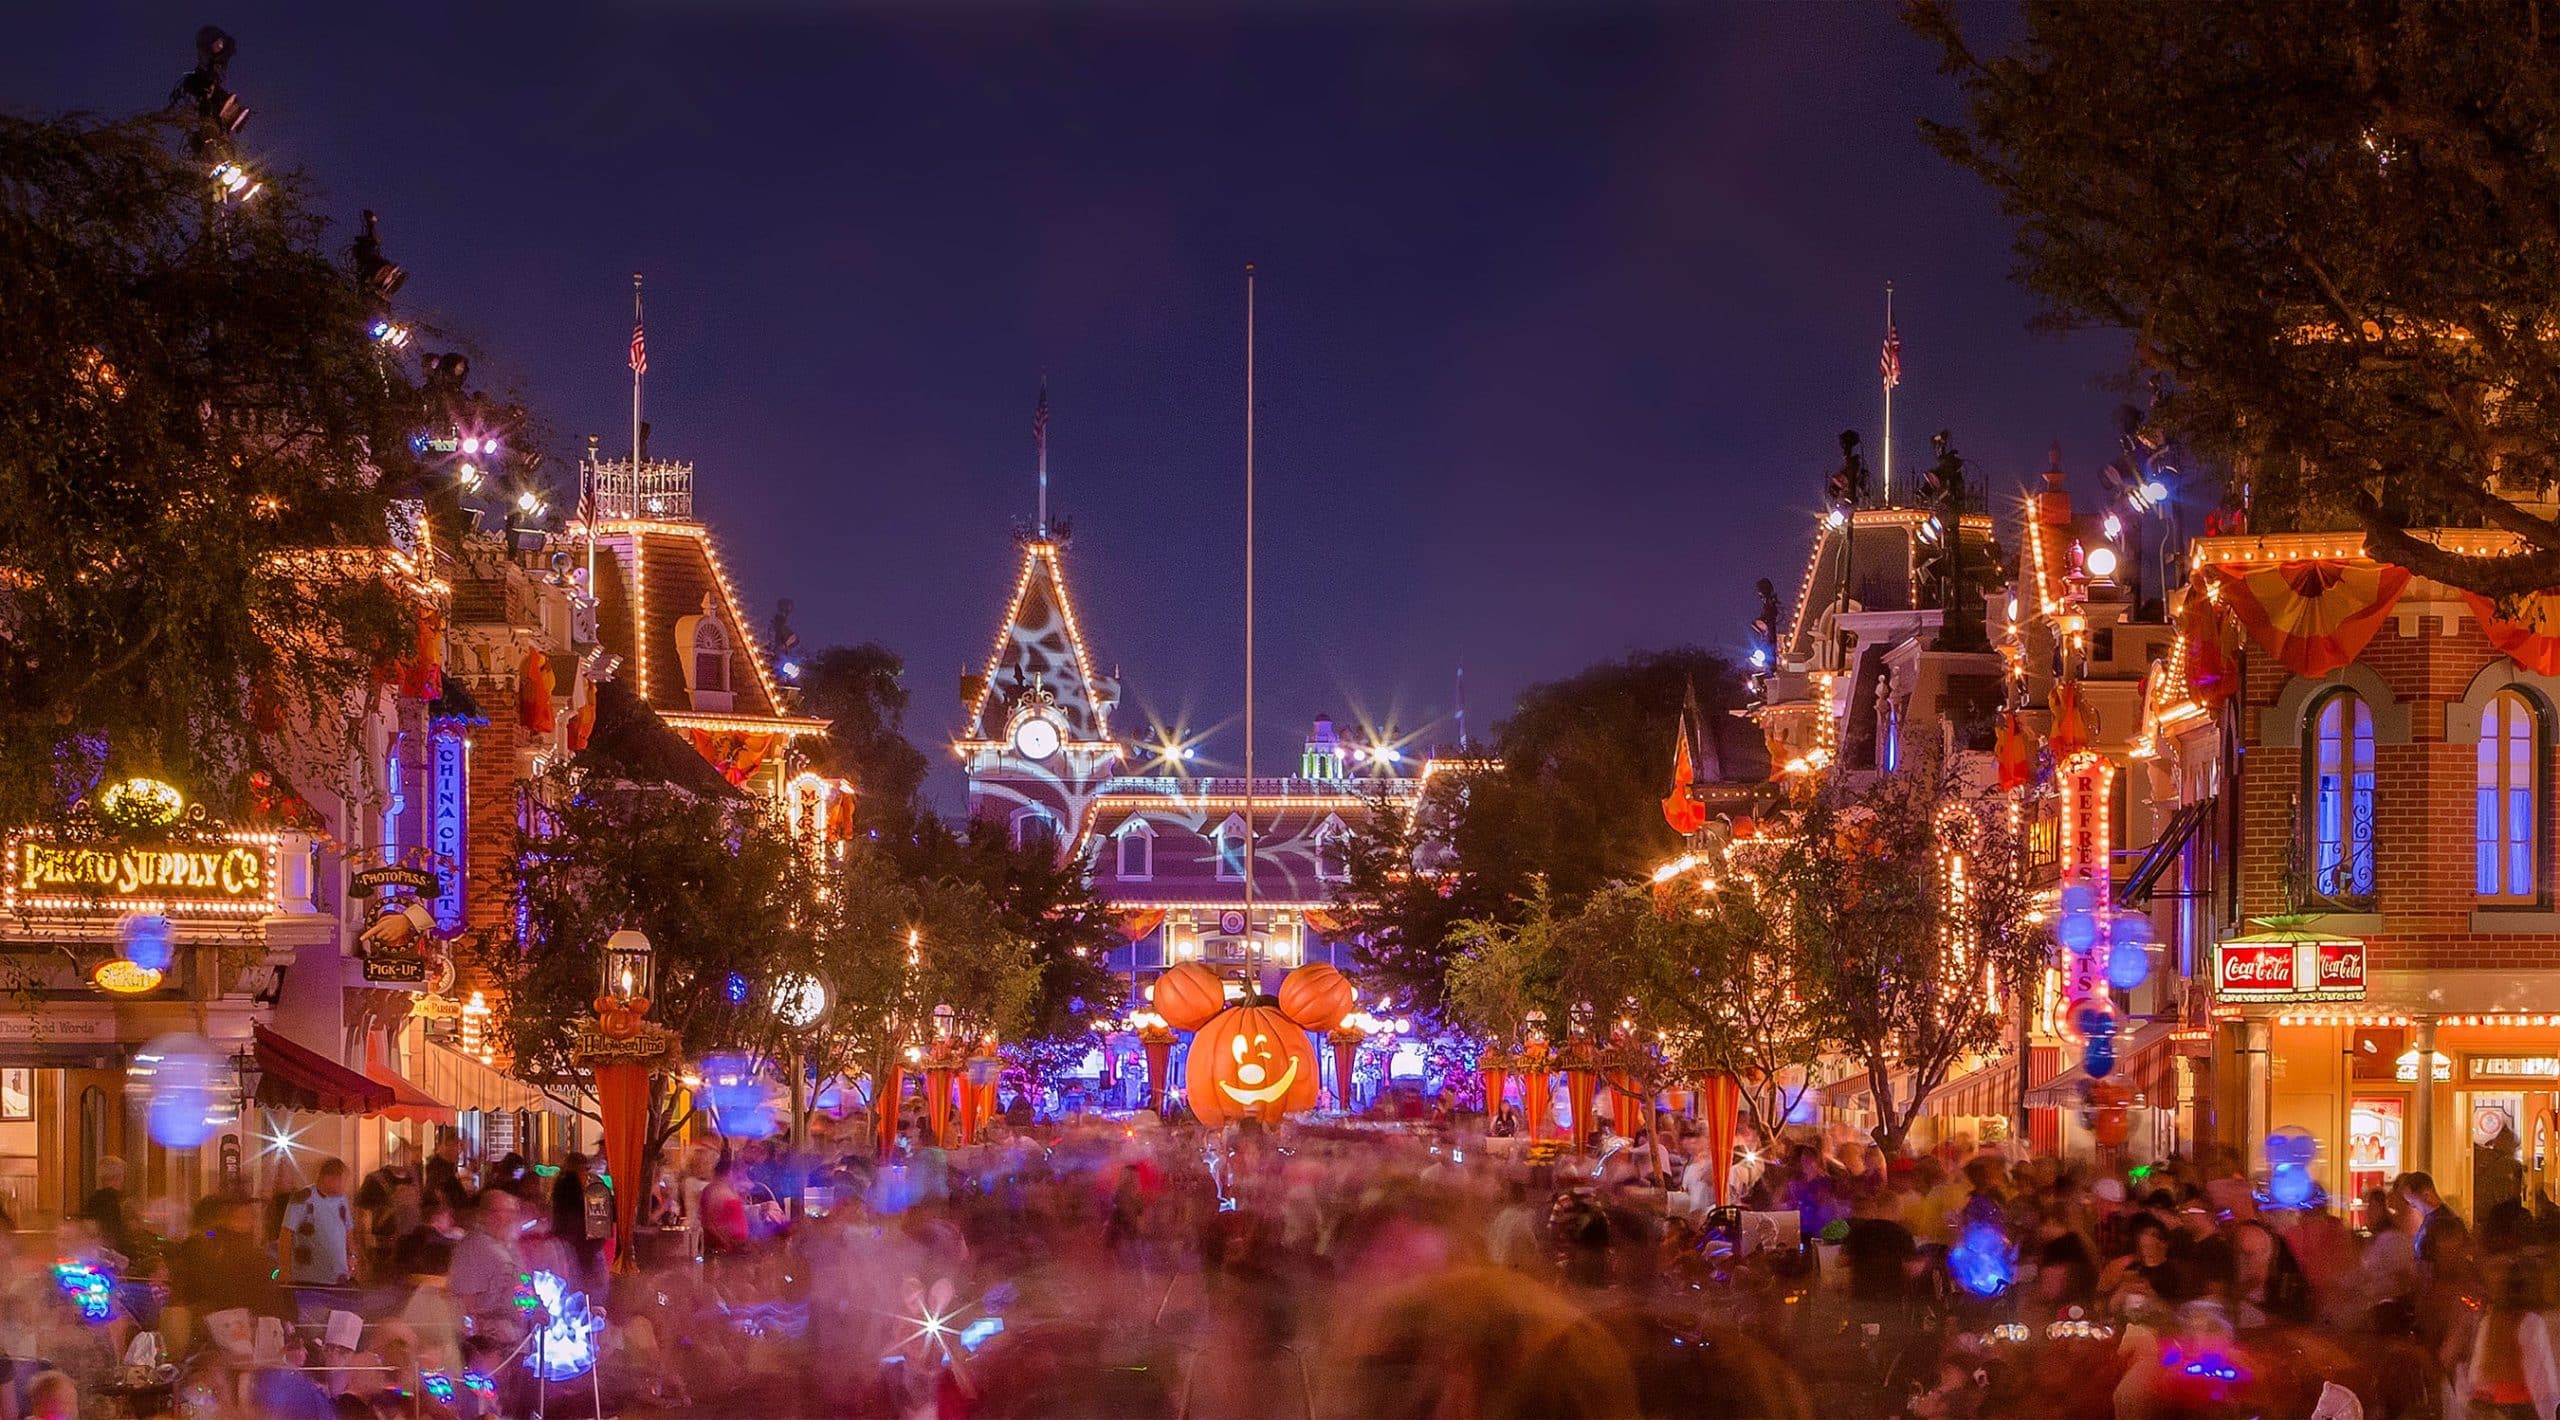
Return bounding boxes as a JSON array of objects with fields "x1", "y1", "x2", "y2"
[
  {"x1": 1117, "y1": 818, "x2": 1155, "y2": 881},
  {"x1": 674, "y1": 594, "x2": 736, "y2": 712},
  {"x1": 1313, "y1": 814, "x2": 1350, "y2": 882},
  {"x1": 1215, "y1": 813, "x2": 1250, "y2": 881}
]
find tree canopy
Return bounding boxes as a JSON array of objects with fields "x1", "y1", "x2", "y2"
[
  {"x1": 1917, "y1": 0, "x2": 2560, "y2": 596},
  {"x1": 1340, "y1": 648, "x2": 1760, "y2": 1014},
  {"x1": 0, "y1": 114, "x2": 429, "y2": 817}
]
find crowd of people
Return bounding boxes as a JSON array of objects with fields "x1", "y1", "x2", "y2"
[{"x1": 1, "y1": 1109, "x2": 2551, "y2": 1417}]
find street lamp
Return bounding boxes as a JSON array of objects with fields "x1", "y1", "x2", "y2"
[
  {"x1": 769, "y1": 974, "x2": 828, "y2": 1162},
  {"x1": 602, "y1": 929, "x2": 655, "y2": 1007}
]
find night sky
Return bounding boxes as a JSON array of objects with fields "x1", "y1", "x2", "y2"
[{"x1": 11, "y1": 3, "x2": 2126, "y2": 808}]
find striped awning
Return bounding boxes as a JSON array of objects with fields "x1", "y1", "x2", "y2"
[
  {"x1": 416, "y1": 1040, "x2": 556, "y2": 1117},
  {"x1": 2025, "y1": 1020, "x2": 2179, "y2": 1109},
  {"x1": 1823, "y1": 1059, "x2": 2016, "y2": 1119}
]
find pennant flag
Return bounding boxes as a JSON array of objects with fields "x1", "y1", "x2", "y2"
[
  {"x1": 2180, "y1": 584, "x2": 2241, "y2": 708},
  {"x1": 1662, "y1": 712, "x2": 1708, "y2": 835}
]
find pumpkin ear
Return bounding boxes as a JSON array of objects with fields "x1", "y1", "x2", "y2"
[{"x1": 1275, "y1": 963, "x2": 1354, "y2": 1032}]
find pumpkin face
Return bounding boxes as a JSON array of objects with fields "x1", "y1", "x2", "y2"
[
  {"x1": 1276, "y1": 963, "x2": 1355, "y2": 1032},
  {"x1": 1185, "y1": 1006, "x2": 1321, "y2": 1126},
  {"x1": 1150, "y1": 961, "x2": 1227, "y2": 1033}
]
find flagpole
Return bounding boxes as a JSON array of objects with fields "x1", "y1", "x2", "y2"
[
  {"x1": 1243, "y1": 263, "x2": 1258, "y2": 989},
  {"x1": 631, "y1": 272, "x2": 645, "y2": 492},
  {"x1": 1881, "y1": 281, "x2": 1896, "y2": 505},
  {"x1": 1036, "y1": 375, "x2": 1050, "y2": 537}
]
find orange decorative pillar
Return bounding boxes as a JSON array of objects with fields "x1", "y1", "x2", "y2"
[
  {"x1": 876, "y1": 1054, "x2": 909, "y2": 1157},
  {"x1": 573, "y1": 929, "x2": 677, "y2": 1271},
  {"x1": 1138, "y1": 1018, "x2": 1176, "y2": 1113},
  {"x1": 1329, "y1": 1028, "x2": 1364, "y2": 1112},
  {"x1": 1698, "y1": 1072, "x2": 1742, "y2": 1206},
  {"x1": 1479, "y1": 1048, "x2": 1513, "y2": 1123}
]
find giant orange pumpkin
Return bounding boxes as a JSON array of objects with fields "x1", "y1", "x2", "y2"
[
  {"x1": 1150, "y1": 961, "x2": 1227, "y2": 1032},
  {"x1": 1277, "y1": 962, "x2": 1355, "y2": 1032},
  {"x1": 1185, "y1": 1005, "x2": 1321, "y2": 1126}
]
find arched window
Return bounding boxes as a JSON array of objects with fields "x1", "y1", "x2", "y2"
[
  {"x1": 1314, "y1": 814, "x2": 1350, "y2": 882},
  {"x1": 1117, "y1": 819, "x2": 1154, "y2": 881},
  {"x1": 2478, "y1": 690, "x2": 2540, "y2": 902},
  {"x1": 2309, "y1": 691, "x2": 2377, "y2": 902},
  {"x1": 693, "y1": 619, "x2": 731, "y2": 696},
  {"x1": 1215, "y1": 814, "x2": 1249, "y2": 881},
  {"x1": 1012, "y1": 806, "x2": 1059, "y2": 855}
]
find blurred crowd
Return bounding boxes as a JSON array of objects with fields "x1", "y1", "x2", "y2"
[{"x1": 2, "y1": 1111, "x2": 2552, "y2": 1418}]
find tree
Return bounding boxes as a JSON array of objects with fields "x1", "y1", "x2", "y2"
[
  {"x1": 802, "y1": 839, "x2": 1038, "y2": 1128},
  {"x1": 1339, "y1": 649, "x2": 1764, "y2": 1014},
  {"x1": 1442, "y1": 881, "x2": 1568, "y2": 1046},
  {"x1": 1771, "y1": 760, "x2": 2049, "y2": 1154},
  {"x1": 1626, "y1": 874, "x2": 1827, "y2": 1144},
  {"x1": 491, "y1": 771, "x2": 814, "y2": 1167},
  {"x1": 0, "y1": 114, "x2": 430, "y2": 818},
  {"x1": 795, "y1": 642, "x2": 930, "y2": 837},
  {"x1": 1915, "y1": 0, "x2": 2560, "y2": 597}
]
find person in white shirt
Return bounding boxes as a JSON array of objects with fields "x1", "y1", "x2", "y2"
[{"x1": 277, "y1": 1159, "x2": 356, "y2": 1287}]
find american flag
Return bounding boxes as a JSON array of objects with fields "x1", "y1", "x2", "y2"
[
  {"x1": 629, "y1": 317, "x2": 647, "y2": 376},
  {"x1": 1880, "y1": 323, "x2": 1901, "y2": 390}
]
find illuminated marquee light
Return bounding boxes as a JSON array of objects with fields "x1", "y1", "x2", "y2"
[
  {"x1": 2188, "y1": 528, "x2": 2534, "y2": 569},
  {"x1": 5, "y1": 831, "x2": 283, "y2": 918}
]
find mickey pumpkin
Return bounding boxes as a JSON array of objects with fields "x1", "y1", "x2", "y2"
[{"x1": 1156, "y1": 962, "x2": 1345, "y2": 1127}]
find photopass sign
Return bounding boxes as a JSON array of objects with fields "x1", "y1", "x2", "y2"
[
  {"x1": 350, "y1": 865, "x2": 440, "y2": 899},
  {"x1": 2213, "y1": 936, "x2": 2366, "y2": 1003},
  {"x1": 4, "y1": 831, "x2": 278, "y2": 918}
]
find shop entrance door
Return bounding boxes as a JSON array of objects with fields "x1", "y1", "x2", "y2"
[
  {"x1": 76, "y1": 1086, "x2": 108, "y2": 1204},
  {"x1": 2470, "y1": 1091, "x2": 2528, "y2": 1217},
  {"x1": 2349, "y1": 1095, "x2": 2405, "y2": 1227}
]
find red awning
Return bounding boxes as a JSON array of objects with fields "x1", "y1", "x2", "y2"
[
  {"x1": 254, "y1": 1025, "x2": 394, "y2": 1115},
  {"x1": 2025, "y1": 1021, "x2": 2179, "y2": 1109},
  {"x1": 363, "y1": 1036, "x2": 455, "y2": 1125},
  {"x1": 1923, "y1": 1060, "x2": 2020, "y2": 1121}
]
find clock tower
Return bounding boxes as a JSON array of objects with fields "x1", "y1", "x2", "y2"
[{"x1": 955, "y1": 529, "x2": 1123, "y2": 856}]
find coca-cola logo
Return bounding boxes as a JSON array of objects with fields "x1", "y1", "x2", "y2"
[
  {"x1": 2318, "y1": 943, "x2": 2365, "y2": 984},
  {"x1": 2219, "y1": 947, "x2": 2295, "y2": 988}
]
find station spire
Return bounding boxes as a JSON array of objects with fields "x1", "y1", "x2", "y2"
[{"x1": 1034, "y1": 375, "x2": 1050, "y2": 538}]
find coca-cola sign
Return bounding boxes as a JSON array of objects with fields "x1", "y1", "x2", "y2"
[{"x1": 2214, "y1": 936, "x2": 2367, "y2": 1002}]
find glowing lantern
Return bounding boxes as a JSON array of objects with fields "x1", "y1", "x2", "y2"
[
  {"x1": 1277, "y1": 963, "x2": 1355, "y2": 1032},
  {"x1": 1150, "y1": 960, "x2": 1226, "y2": 1033},
  {"x1": 1184, "y1": 1005, "x2": 1321, "y2": 1127}
]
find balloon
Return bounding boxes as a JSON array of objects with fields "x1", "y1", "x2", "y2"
[
  {"x1": 2061, "y1": 883, "x2": 2097, "y2": 916},
  {"x1": 2269, "y1": 1164, "x2": 2315, "y2": 1208},
  {"x1": 2265, "y1": 1126, "x2": 2318, "y2": 1168},
  {"x1": 132, "y1": 1033, "x2": 224, "y2": 1148},
  {"x1": 1949, "y1": 1222, "x2": 2016, "y2": 1297},
  {"x1": 2085, "y1": 1037, "x2": 2117, "y2": 1079},
  {"x1": 2106, "y1": 943, "x2": 2153, "y2": 991},
  {"x1": 2068, "y1": 999, "x2": 2118, "y2": 1045},
  {"x1": 118, "y1": 914, "x2": 175, "y2": 973},
  {"x1": 2058, "y1": 912, "x2": 2098, "y2": 953},
  {"x1": 699, "y1": 1051, "x2": 779, "y2": 1139},
  {"x1": 2110, "y1": 911, "x2": 2158, "y2": 947}
]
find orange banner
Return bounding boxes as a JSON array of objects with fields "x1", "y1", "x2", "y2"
[
  {"x1": 2181, "y1": 585, "x2": 2241, "y2": 708},
  {"x1": 2206, "y1": 560, "x2": 2410, "y2": 677},
  {"x1": 2465, "y1": 592, "x2": 2560, "y2": 676}
]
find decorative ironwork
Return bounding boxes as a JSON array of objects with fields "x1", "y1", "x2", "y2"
[{"x1": 582, "y1": 456, "x2": 695, "y2": 522}]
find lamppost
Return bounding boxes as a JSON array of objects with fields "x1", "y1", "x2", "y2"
[
  {"x1": 1563, "y1": 1000, "x2": 1599, "y2": 1154},
  {"x1": 574, "y1": 927, "x2": 675, "y2": 1269},
  {"x1": 771, "y1": 971, "x2": 828, "y2": 1160}
]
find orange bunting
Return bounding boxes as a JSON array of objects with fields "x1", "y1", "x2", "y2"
[
  {"x1": 2464, "y1": 592, "x2": 2560, "y2": 676},
  {"x1": 2205, "y1": 560, "x2": 2410, "y2": 678},
  {"x1": 567, "y1": 693, "x2": 597, "y2": 752},
  {"x1": 518, "y1": 648, "x2": 556, "y2": 734},
  {"x1": 2180, "y1": 585, "x2": 2241, "y2": 708},
  {"x1": 1994, "y1": 712, "x2": 2035, "y2": 790},
  {"x1": 687, "y1": 730, "x2": 774, "y2": 786},
  {"x1": 2048, "y1": 680, "x2": 2092, "y2": 761},
  {"x1": 1303, "y1": 908, "x2": 1344, "y2": 936},
  {"x1": 1118, "y1": 908, "x2": 1167, "y2": 943}
]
